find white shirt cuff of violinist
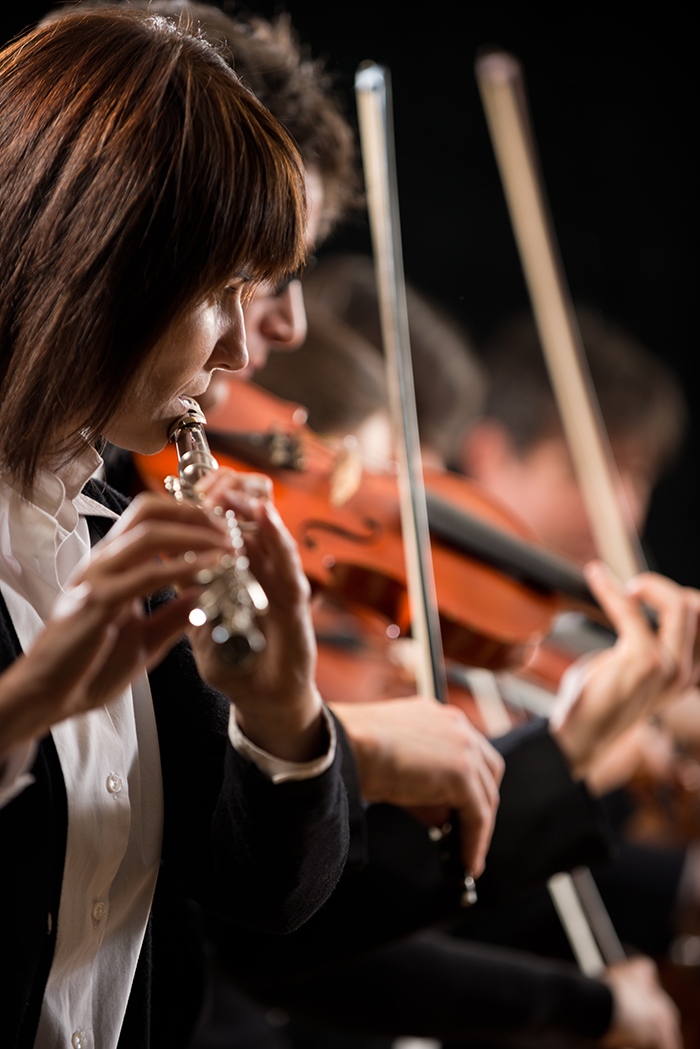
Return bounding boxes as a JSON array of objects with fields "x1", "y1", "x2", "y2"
[
  {"x1": 228, "y1": 704, "x2": 337, "y2": 783},
  {"x1": 0, "y1": 737, "x2": 38, "y2": 809},
  {"x1": 549, "y1": 652, "x2": 598, "y2": 733}
]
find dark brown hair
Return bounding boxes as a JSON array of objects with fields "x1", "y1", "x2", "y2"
[
  {"x1": 482, "y1": 307, "x2": 688, "y2": 480},
  {"x1": 44, "y1": 1, "x2": 361, "y2": 241},
  {"x1": 0, "y1": 8, "x2": 306, "y2": 493}
]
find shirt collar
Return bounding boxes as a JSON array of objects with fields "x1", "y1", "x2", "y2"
[{"x1": 30, "y1": 443, "x2": 106, "y2": 521}]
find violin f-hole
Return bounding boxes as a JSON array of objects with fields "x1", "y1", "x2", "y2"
[{"x1": 300, "y1": 518, "x2": 383, "y2": 549}]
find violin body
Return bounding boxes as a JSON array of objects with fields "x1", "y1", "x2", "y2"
[{"x1": 135, "y1": 378, "x2": 563, "y2": 671}]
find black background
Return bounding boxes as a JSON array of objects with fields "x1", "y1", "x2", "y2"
[{"x1": 4, "y1": 4, "x2": 697, "y2": 583}]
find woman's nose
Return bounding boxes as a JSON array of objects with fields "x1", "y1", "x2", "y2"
[
  {"x1": 259, "y1": 280, "x2": 308, "y2": 350},
  {"x1": 217, "y1": 295, "x2": 249, "y2": 371}
]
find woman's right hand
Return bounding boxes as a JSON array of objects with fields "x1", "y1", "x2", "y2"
[{"x1": 0, "y1": 493, "x2": 232, "y2": 760}]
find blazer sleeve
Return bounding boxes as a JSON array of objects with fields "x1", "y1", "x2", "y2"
[{"x1": 148, "y1": 636, "x2": 351, "y2": 934}]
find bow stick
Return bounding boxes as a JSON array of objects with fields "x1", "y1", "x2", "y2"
[
  {"x1": 475, "y1": 50, "x2": 645, "y2": 583},
  {"x1": 476, "y1": 49, "x2": 632, "y2": 975},
  {"x1": 355, "y1": 62, "x2": 476, "y2": 907}
]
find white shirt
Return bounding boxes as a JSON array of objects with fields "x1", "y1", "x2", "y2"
[
  {"x1": 0, "y1": 450, "x2": 162, "y2": 1049},
  {"x1": 0, "y1": 449, "x2": 335, "y2": 1049}
]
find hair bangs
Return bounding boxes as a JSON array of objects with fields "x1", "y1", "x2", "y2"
[{"x1": 188, "y1": 76, "x2": 308, "y2": 299}]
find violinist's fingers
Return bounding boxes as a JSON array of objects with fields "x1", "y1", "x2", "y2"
[
  {"x1": 478, "y1": 726, "x2": 507, "y2": 787},
  {"x1": 585, "y1": 562, "x2": 698, "y2": 696},
  {"x1": 602, "y1": 956, "x2": 681, "y2": 1049},
  {"x1": 627, "y1": 572, "x2": 700, "y2": 688},
  {"x1": 553, "y1": 566, "x2": 700, "y2": 780},
  {"x1": 457, "y1": 752, "x2": 501, "y2": 878},
  {"x1": 450, "y1": 720, "x2": 502, "y2": 877},
  {"x1": 584, "y1": 561, "x2": 652, "y2": 642}
]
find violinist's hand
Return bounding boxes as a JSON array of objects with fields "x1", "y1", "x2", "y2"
[
  {"x1": 329, "y1": 696, "x2": 504, "y2": 877},
  {"x1": 550, "y1": 562, "x2": 700, "y2": 781},
  {"x1": 189, "y1": 469, "x2": 326, "y2": 764},
  {"x1": 0, "y1": 493, "x2": 230, "y2": 762},
  {"x1": 601, "y1": 956, "x2": 681, "y2": 1049},
  {"x1": 659, "y1": 686, "x2": 700, "y2": 750},
  {"x1": 585, "y1": 719, "x2": 677, "y2": 797}
]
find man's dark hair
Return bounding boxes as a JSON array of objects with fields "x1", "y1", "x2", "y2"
[
  {"x1": 45, "y1": 1, "x2": 361, "y2": 240},
  {"x1": 482, "y1": 307, "x2": 688, "y2": 479}
]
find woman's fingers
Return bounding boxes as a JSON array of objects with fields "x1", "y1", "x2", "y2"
[
  {"x1": 195, "y1": 467, "x2": 273, "y2": 503},
  {"x1": 107, "y1": 490, "x2": 227, "y2": 537},
  {"x1": 56, "y1": 553, "x2": 217, "y2": 623},
  {"x1": 88, "y1": 517, "x2": 231, "y2": 578},
  {"x1": 196, "y1": 483, "x2": 310, "y2": 605}
]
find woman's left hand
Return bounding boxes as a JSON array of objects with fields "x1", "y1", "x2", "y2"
[{"x1": 187, "y1": 468, "x2": 326, "y2": 762}]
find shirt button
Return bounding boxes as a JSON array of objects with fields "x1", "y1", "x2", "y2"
[
  {"x1": 106, "y1": 772, "x2": 122, "y2": 795},
  {"x1": 72, "y1": 1031, "x2": 88, "y2": 1049},
  {"x1": 91, "y1": 901, "x2": 107, "y2": 925}
]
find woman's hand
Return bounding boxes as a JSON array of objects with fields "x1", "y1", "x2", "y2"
[
  {"x1": 551, "y1": 562, "x2": 700, "y2": 780},
  {"x1": 187, "y1": 469, "x2": 326, "y2": 763},
  {"x1": 0, "y1": 493, "x2": 231, "y2": 760}
]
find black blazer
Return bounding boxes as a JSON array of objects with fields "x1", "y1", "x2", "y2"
[{"x1": 0, "y1": 480, "x2": 351, "y2": 1049}]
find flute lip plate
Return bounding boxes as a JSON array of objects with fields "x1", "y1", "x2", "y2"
[{"x1": 168, "y1": 397, "x2": 207, "y2": 441}]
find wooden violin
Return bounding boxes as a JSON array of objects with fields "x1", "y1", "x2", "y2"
[{"x1": 134, "y1": 376, "x2": 607, "y2": 675}]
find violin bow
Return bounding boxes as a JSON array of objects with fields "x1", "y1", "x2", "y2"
[
  {"x1": 475, "y1": 49, "x2": 634, "y2": 975},
  {"x1": 355, "y1": 63, "x2": 476, "y2": 907},
  {"x1": 475, "y1": 51, "x2": 645, "y2": 583}
]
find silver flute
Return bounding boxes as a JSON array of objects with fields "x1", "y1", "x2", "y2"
[{"x1": 165, "y1": 396, "x2": 268, "y2": 669}]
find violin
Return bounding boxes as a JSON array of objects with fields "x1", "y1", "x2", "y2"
[{"x1": 134, "y1": 376, "x2": 605, "y2": 675}]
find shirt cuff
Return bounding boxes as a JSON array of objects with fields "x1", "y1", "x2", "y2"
[
  {"x1": 0, "y1": 737, "x2": 38, "y2": 808},
  {"x1": 228, "y1": 705, "x2": 337, "y2": 784}
]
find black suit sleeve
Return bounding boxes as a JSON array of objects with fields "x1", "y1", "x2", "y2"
[
  {"x1": 476, "y1": 718, "x2": 616, "y2": 904},
  {"x1": 262, "y1": 930, "x2": 613, "y2": 1043},
  {"x1": 203, "y1": 718, "x2": 615, "y2": 991}
]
